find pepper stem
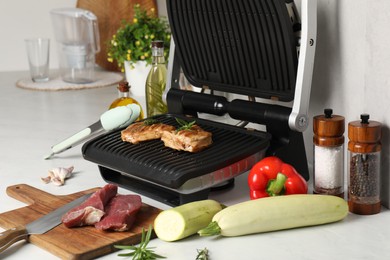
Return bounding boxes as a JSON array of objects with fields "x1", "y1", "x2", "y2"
[
  {"x1": 198, "y1": 221, "x2": 221, "y2": 236},
  {"x1": 267, "y1": 173, "x2": 287, "y2": 196}
]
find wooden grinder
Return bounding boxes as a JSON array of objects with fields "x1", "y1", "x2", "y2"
[
  {"x1": 348, "y1": 114, "x2": 382, "y2": 215},
  {"x1": 313, "y1": 108, "x2": 345, "y2": 197}
]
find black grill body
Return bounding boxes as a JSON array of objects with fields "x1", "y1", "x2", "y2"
[
  {"x1": 83, "y1": 114, "x2": 270, "y2": 205},
  {"x1": 82, "y1": 0, "x2": 315, "y2": 205}
]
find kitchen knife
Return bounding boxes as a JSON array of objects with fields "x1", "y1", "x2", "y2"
[
  {"x1": 0, "y1": 192, "x2": 91, "y2": 253},
  {"x1": 44, "y1": 103, "x2": 141, "y2": 159}
]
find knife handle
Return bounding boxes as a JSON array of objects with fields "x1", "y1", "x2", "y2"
[{"x1": 0, "y1": 225, "x2": 28, "y2": 253}]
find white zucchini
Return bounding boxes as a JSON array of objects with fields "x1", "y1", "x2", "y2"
[
  {"x1": 198, "y1": 194, "x2": 348, "y2": 237},
  {"x1": 154, "y1": 199, "x2": 223, "y2": 242}
]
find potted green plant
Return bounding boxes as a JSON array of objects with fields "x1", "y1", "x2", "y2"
[{"x1": 107, "y1": 4, "x2": 170, "y2": 95}]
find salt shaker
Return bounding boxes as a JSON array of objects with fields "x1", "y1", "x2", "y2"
[
  {"x1": 313, "y1": 108, "x2": 345, "y2": 197},
  {"x1": 348, "y1": 114, "x2": 382, "y2": 215}
]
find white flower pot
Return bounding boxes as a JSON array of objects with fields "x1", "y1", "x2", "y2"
[{"x1": 124, "y1": 60, "x2": 151, "y2": 97}]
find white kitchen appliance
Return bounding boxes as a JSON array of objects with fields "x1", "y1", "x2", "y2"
[
  {"x1": 82, "y1": 0, "x2": 317, "y2": 206},
  {"x1": 50, "y1": 8, "x2": 100, "y2": 83}
]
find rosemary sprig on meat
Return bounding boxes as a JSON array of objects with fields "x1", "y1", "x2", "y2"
[
  {"x1": 143, "y1": 119, "x2": 159, "y2": 126},
  {"x1": 114, "y1": 225, "x2": 165, "y2": 260},
  {"x1": 175, "y1": 118, "x2": 196, "y2": 132}
]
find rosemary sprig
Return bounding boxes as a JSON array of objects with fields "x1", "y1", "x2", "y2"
[
  {"x1": 114, "y1": 225, "x2": 165, "y2": 260},
  {"x1": 176, "y1": 117, "x2": 196, "y2": 132},
  {"x1": 143, "y1": 119, "x2": 159, "y2": 125},
  {"x1": 196, "y1": 248, "x2": 209, "y2": 260}
]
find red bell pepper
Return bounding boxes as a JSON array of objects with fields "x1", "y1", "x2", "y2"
[{"x1": 247, "y1": 156, "x2": 308, "y2": 199}]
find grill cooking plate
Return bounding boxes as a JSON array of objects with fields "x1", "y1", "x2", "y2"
[{"x1": 82, "y1": 114, "x2": 270, "y2": 205}]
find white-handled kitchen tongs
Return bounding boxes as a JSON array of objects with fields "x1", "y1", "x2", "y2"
[{"x1": 44, "y1": 104, "x2": 141, "y2": 159}]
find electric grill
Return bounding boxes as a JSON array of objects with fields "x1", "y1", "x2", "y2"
[{"x1": 82, "y1": 0, "x2": 317, "y2": 206}]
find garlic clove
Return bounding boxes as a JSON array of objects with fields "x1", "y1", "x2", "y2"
[
  {"x1": 42, "y1": 166, "x2": 74, "y2": 186},
  {"x1": 52, "y1": 177, "x2": 64, "y2": 186},
  {"x1": 41, "y1": 176, "x2": 52, "y2": 184}
]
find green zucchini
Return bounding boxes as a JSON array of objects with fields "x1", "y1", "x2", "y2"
[
  {"x1": 154, "y1": 199, "x2": 223, "y2": 242},
  {"x1": 198, "y1": 194, "x2": 348, "y2": 237}
]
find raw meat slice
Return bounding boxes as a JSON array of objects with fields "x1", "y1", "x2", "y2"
[
  {"x1": 161, "y1": 125, "x2": 212, "y2": 152},
  {"x1": 63, "y1": 206, "x2": 105, "y2": 227},
  {"x1": 121, "y1": 121, "x2": 175, "y2": 144},
  {"x1": 62, "y1": 184, "x2": 118, "y2": 228},
  {"x1": 95, "y1": 194, "x2": 142, "y2": 231}
]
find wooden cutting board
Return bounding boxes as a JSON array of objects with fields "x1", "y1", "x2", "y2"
[{"x1": 0, "y1": 184, "x2": 161, "y2": 259}]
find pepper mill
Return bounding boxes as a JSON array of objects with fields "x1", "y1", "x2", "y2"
[
  {"x1": 313, "y1": 108, "x2": 345, "y2": 198},
  {"x1": 348, "y1": 114, "x2": 382, "y2": 215}
]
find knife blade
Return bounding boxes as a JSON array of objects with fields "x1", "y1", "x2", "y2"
[{"x1": 0, "y1": 192, "x2": 91, "y2": 253}]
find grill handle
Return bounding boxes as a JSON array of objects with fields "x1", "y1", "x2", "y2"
[
  {"x1": 228, "y1": 99, "x2": 291, "y2": 130},
  {"x1": 167, "y1": 88, "x2": 228, "y2": 117},
  {"x1": 167, "y1": 88, "x2": 291, "y2": 130}
]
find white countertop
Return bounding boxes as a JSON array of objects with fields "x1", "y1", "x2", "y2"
[{"x1": 0, "y1": 70, "x2": 389, "y2": 260}]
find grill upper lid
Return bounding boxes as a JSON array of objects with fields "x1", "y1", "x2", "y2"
[{"x1": 167, "y1": 0, "x2": 299, "y2": 101}]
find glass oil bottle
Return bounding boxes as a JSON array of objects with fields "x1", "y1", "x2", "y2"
[
  {"x1": 145, "y1": 40, "x2": 168, "y2": 117},
  {"x1": 109, "y1": 81, "x2": 144, "y2": 121}
]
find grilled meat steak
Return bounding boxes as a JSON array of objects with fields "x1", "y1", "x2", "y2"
[
  {"x1": 62, "y1": 184, "x2": 118, "y2": 227},
  {"x1": 121, "y1": 121, "x2": 175, "y2": 144},
  {"x1": 121, "y1": 119, "x2": 213, "y2": 152},
  {"x1": 161, "y1": 125, "x2": 212, "y2": 153},
  {"x1": 95, "y1": 194, "x2": 142, "y2": 231}
]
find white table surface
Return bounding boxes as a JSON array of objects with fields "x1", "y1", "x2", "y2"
[{"x1": 0, "y1": 70, "x2": 389, "y2": 260}]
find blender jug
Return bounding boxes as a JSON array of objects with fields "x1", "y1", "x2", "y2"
[{"x1": 51, "y1": 8, "x2": 100, "y2": 83}]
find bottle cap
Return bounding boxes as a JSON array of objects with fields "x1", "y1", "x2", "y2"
[
  {"x1": 313, "y1": 108, "x2": 345, "y2": 146},
  {"x1": 151, "y1": 41, "x2": 164, "y2": 48},
  {"x1": 118, "y1": 81, "x2": 130, "y2": 92}
]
